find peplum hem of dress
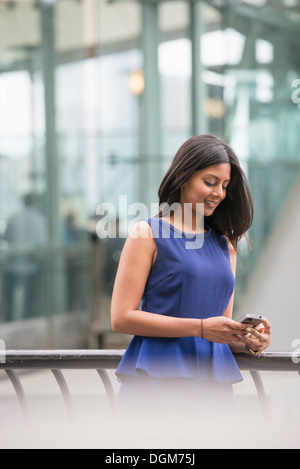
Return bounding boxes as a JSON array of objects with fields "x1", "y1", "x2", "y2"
[{"x1": 116, "y1": 335, "x2": 243, "y2": 384}]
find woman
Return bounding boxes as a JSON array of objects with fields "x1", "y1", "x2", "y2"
[{"x1": 111, "y1": 135, "x2": 271, "y2": 415}]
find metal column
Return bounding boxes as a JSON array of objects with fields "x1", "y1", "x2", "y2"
[
  {"x1": 40, "y1": 2, "x2": 60, "y2": 244},
  {"x1": 40, "y1": 2, "x2": 66, "y2": 327},
  {"x1": 190, "y1": 0, "x2": 208, "y2": 136},
  {"x1": 140, "y1": 2, "x2": 162, "y2": 210}
]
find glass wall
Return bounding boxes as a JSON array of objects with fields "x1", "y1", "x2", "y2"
[
  {"x1": 224, "y1": 1, "x2": 300, "y2": 298},
  {"x1": 0, "y1": 0, "x2": 299, "y2": 346},
  {"x1": 0, "y1": 0, "x2": 143, "y2": 347}
]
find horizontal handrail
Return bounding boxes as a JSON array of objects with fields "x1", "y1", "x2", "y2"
[
  {"x1": 235, "y1": 351, "x2": 300, "y2": 372},
  {"x1": 0, "y1": 349, "x2": 125, "y2": 370},
  {"x1": 1, "y1": 349, "x2": 299, "y2": 371},
  {"x1": 0, "y1": 350, "x2": 299, "y2": 421}
]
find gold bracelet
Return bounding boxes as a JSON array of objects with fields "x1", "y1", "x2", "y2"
[{"x1": 245, "y1": 344, "x2": 262, "y2": 357}]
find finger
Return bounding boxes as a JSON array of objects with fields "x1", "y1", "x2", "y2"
[
  {"x1": 245, "y1": 331, "x2": 268, "y2": 348},
  {"x1": 235, "y1": 334, "x2": 249, "y2": 342},
  {"x1": 230, "y1": 322, "x2": 250, "y2": 332},
  {"x1": 235, "y1": 334, "x2": 252, "y2": 343},
  {"x1": 231, "y1": 335, "x2": 250, "y2": 345},
  {"x1": 244, "y1": 337, "x2": 264, "y2": 350},
  {"x1": 246, "y1": 327, "x2": 262, "y2": 339},
  {"x1": 260, "y1": 317, "x2": 271, "y2": 333}
]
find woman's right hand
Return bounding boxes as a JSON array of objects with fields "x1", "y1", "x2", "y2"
[{"x1": 202, "y1": 316, "x2": 249, "y2": 344}]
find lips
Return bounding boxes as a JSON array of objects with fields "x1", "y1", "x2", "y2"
[{"x1": 205, "y1": 200, "x2": 219, "y2": 208}]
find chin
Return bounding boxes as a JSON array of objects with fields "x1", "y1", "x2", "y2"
[{"x1": 204, "y1": 207, "x2": 215, "y2": 217}]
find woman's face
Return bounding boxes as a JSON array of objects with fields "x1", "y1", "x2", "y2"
[{"x1": 180, "y1": 163, "x2": 231, "y2": 216}]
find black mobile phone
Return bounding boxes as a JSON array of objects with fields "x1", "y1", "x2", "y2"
[{"x1": 237, "y1": 314, "x2": 263, "y2": 327}]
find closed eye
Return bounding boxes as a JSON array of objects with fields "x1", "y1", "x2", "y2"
[{"x1": 204, "y1": 181, "x2": 229, "y2": 190}]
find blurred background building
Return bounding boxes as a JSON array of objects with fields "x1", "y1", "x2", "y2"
[{"x1": 0, "y1": 0, "x2": 299, "y2": 350}]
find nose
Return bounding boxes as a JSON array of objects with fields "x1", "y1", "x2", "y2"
[{"x1": 212, "y1": 184, "x2": 224, "y2": 199}]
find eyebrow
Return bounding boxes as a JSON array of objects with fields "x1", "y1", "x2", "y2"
[{"x1": 204, "y1": 174, "x2": 231, "y2": 182}]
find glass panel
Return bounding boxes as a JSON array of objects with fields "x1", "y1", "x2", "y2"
[
  {"x1": 158, "y1": 2, "x2": 191, "y2": 164},
  {"x1": 0, "y1": 0, "x2": 142, "y2": 348},
  {"x1": 221, "y1": 0, "x2": 300, "y2": 303},
  {"x1": 0, "y1": 2, "x2": 46, "y2": 326},
  {"x1": 0, "y1": 0, "x2": 299, "y2": 345}
]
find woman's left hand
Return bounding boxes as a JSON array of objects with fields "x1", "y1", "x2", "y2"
[{"x1": 243, "y1": 317, "x2": 272, "y2": 353}]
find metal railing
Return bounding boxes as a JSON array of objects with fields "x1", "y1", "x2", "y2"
[{"x1": 0, "y1": 350, "x2": 299, "y2": 421}]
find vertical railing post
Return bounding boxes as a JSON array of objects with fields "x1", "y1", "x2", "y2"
[
  {"x1": 250, "y1": 370, "x2": 270, "y2": 419},
  {"x1": 5, "y1": 370, "x2": 29, "y2": 422}
]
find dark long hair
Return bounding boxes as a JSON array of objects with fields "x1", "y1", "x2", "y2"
[{"x1": 158, "y1": 135, "x2": 254, "y2": 251}]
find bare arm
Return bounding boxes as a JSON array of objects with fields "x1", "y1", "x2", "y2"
[
  {"x1": 111, "y1": 221, "x2": 249, "y2": 342},
  {"x1": 111, "y1": 221, "x2": 202, "y2": 337}
]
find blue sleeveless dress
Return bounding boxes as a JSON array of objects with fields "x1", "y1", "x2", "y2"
[{"x1": 115, "y1": 218, "x2": 243, "y2": 387}]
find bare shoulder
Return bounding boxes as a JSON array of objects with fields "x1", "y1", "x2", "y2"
[
  {"x1": 111, "y1": 221, "x2": 157, "y2": 321},
  {"x1": 121, "y1": 220, "x2": 157, "y2": 265},
  {"x1": 129, "y1": 220, "x2": 155, "y2": 240}
]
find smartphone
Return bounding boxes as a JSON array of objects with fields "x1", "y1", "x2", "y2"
[{"x1": 237, "y1": 314, "x2": 262, "y2": 327}]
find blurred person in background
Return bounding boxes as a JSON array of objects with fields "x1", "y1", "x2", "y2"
[
  {"x1": 63, "y1": 211, "x2": 90, "y2": 312},
  {"x1": 2, "y1": 194, "x2": 47, "y2": 322}
]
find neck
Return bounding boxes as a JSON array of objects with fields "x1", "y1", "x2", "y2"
[{"x1": 169, "y1": 204, "x2": 205, "y2": 234}]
